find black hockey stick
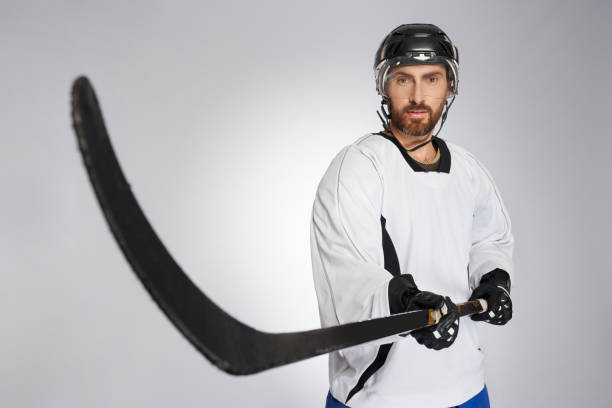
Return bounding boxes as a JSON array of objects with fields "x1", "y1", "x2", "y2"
[{"x1": 70, "y1": 76, "x2": 488, "y2": 375}]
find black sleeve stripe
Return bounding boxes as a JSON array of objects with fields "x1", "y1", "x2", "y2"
[
  {"x1": 345, "y1": 215, "x2": 400, "y2": 403},
  {"x1": 381, "y1": 215, "x2": 401, "y2": 277},
  {"x1": 345, "y1": 343, "x2": 393, "y2": 404}
]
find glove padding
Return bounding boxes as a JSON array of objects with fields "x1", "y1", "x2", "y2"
[
  {"x1": 388, "y1": 274, "x2": 459, "y2": 350},
  {"x1": 408, "y1": 293, "x2": 459, "y2": 350},
  {"x1": 469, "y1": 268, "x2": 512, "y2": 325}
]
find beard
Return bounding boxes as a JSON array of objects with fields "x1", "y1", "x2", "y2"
[{"x1": 389, "y1": 99, "x2": 445, "y2": 137}]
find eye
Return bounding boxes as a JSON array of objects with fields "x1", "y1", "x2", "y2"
[
  {"x1": 428, "y1": 76, "x2": 438, "y2": 83},
  {"x1": 397, "y1": 77, "x2": 408, "y2": 84}
]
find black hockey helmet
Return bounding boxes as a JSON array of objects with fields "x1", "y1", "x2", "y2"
[{"x1": 374, "y1": 23, "x2": 459, "y2": 98}]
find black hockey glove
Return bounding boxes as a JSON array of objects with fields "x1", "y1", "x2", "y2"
[
  {"x1": 389, "y1": 274, "x2": 459, "y2": 350},
  {"x1": 469, "y1": 268, "x2": 512, "y2": 325}
]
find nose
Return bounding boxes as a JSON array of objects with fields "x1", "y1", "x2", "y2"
[{"x1": 410, "y1": 82, "x2": 424, "y2": 104}]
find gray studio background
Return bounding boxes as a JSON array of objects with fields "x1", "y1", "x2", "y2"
[{"x1": 2, "y1": 1, "x2": 611, "y2": 407}]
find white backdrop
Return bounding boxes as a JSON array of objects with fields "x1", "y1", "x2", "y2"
[{"x1": 2, "y1": 1, "x2": 611, "y2": 406}]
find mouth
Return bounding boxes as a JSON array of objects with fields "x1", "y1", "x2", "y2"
[{"x1": 406, "y1": 110, "x2": 428, "y2": 119}]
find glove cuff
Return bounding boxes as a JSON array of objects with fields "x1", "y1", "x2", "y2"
[
  {"x1": 388, "y1": 274, "x2": 420, "y2": 314},
  {"x1": 480, "y1": 268, "x2": 511, "y2": 293}
]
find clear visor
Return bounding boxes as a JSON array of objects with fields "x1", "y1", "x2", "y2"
[{"x1": 381, "y1": 68, "x2": 450, "y2": 100}]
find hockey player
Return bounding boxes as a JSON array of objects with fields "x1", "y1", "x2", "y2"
[{"x1": 310, "y1": 24, "x2": 514, "y2": 407}]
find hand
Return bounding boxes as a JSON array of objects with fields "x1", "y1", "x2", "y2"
[
  {"x1": 469, "y1": 269, "x2": 512, "y2": 325},
  {"x1": 388, "y1": 275, "x2": 459, "y2": 350}
]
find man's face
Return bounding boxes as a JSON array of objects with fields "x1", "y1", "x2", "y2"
[{"x1": 384, "y1": 64, "x2": 450, "y2": 137}]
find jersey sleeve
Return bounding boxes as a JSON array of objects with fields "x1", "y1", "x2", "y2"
[
  {"x1": 468, "y1": 158, "x2": 515, "y2": 290},
  {"x1": 310, "y1": 145, "x2": 398, "y2": 335}
]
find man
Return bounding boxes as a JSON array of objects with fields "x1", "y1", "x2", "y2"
[{"x1": 310, "y1": 24, "x2": 514, "y2": 407}]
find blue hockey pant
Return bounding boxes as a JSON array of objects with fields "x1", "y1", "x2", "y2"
[{"x1": 325, "y1": 384, "x2": 490, "y2": 408}]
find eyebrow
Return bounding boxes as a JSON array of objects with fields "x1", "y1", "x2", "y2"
[{"x1": 392, "y1": 71, "x2": 444, "y2": 79}]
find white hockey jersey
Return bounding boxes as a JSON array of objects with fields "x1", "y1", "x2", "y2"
[{"x1": 310, "y1": 132, "x2": 514, "y2": 407}]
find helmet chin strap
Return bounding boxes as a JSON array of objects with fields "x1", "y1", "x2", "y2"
[
  {"x1": 403, "y1": 135, "x2": 435, "y2": 152},
  {"x1": 376, "y1": 95, "x2": 456, "y2": 152}
]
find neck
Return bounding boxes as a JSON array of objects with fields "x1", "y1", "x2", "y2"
[{"x1": 386, "y1": 123, "x2": 438, "y2": 164}]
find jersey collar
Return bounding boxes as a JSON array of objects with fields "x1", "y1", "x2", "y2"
[{"x1": 376, "y1": 132, "x2": 451, "y2": 173}]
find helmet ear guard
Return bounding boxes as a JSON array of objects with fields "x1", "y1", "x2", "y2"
[{"x1": 376, "y1": 99, "x2": 392, "y2": 132}]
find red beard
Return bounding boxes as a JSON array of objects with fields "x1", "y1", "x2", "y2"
[{"x1": 390, "y1": 100, "x2": 445, "y2": 136}]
